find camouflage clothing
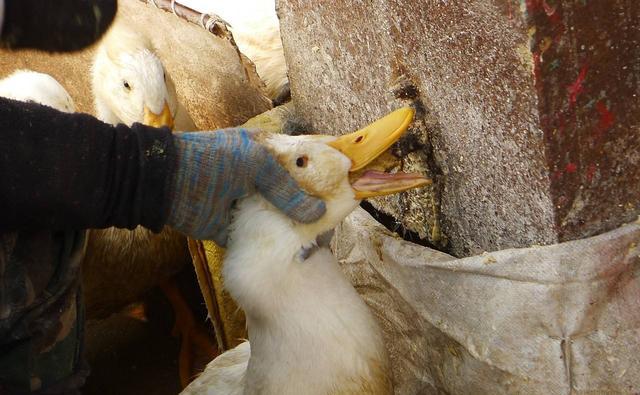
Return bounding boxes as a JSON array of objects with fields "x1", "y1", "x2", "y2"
[{"x1": 0, "y1": 230, "x2": 88, "y2": 394}]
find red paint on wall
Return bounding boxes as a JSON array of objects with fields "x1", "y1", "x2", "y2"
[
  {"x1": 596, "y1": 101, "x2": 615, "y2": 132},
  {"x1": 568, "y1": 64, "x2": 588, "y2": 107},
  {"x1": 526, "y1": 0, "x2": 542, "y2": 12}
]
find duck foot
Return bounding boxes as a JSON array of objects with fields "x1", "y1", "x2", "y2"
[{"x1": 160, "y1": 280, "x2": 219, "y2": 388}]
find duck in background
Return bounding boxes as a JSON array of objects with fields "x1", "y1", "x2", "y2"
[
  {"x1": 181, "y1": 0, "x2": 289, "y2": 104},
  {"x1": 0, "y1": 69, "x2": 76, "y2": 112},
  {"x1": 85, "y1": 24, "x2": 214, "y2": 387},
  {"x1": 91, "y1": 25, "x2": 197, "y2": 131}
]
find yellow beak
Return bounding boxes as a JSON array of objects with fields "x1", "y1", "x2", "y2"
[
  {"x1": 328, "y1": 107, "x2": 416, "y2": 171},
  {"x1": 143, "y1": 102, "x2": 175, "y2": 130},
  {"x1": 329, "y1": 107, "x2": 431, "y2": 199}
]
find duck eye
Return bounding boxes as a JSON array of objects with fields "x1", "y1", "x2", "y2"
[
  {"x1": 123, "y1": 81, "x2": 131, "y2": 90},
  {"x1": 296, "y1": 155, "x2": 308, "y2": 168}
]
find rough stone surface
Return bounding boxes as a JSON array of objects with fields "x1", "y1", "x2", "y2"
[
  {"x1": 0, "y1": 0, "x2": 271, "y2": 130},
  {"x1": 335, "y1": 208, "x2": 640, "y2": 394},
  {"x1": 277, "y1": 0, "x2": 640, "y2": 257}
]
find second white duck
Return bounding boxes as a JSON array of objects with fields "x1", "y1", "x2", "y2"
[
  {"x1": 84, "y1": 25, "x2": 213, "y2": 387},
  {"x1": 91, "y1": 25, "x2": 196, "y2": 130}
]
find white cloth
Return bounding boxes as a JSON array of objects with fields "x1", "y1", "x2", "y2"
[{"x1": 334, "y1": 208, "x2": 640, "y2": 394}]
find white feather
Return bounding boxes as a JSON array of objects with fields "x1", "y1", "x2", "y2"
[
  {"x1": 181, "y1": 0, "x2": 288, "y2": 100},
  {"x1": 0, "y1": 69, "x2": 76, "y2": 112}
]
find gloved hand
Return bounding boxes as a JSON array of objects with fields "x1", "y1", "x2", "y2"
[{"x1": 166, "y1": 128, "x2": 326, "y2": 246}]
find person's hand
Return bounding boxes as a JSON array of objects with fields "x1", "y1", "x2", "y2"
[{"x1": 166, "y1": 128, "x2": 326, "y2": 245}]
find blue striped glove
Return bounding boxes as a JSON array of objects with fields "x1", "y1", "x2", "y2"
[{"x1": 166, "y1": 129, "x2": 326, "y2": 246}]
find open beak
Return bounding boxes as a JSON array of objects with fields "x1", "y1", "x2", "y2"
[
  {"x1": 143, "y1": 102, "x2": 175, "y2": 130},
  {"x1": 328, "y1": 107, "x2": 431, "y2": 199}
]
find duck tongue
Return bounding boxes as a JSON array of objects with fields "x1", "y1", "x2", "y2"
[{"x1": 351, "y1": 170, "x2": 431, "y2": 199}]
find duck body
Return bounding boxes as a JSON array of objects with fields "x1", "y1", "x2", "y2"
[
  {"x1": 0, "y1": 69, "x2": 76, "y2": 112},
  {"x1": 234, "y1": 196, "x2": 391, "y2": 395},
  {"x1": 187, "y1": 0, "x2": 288, "y2": 102},
  {"x1": 82, "y1": 225, "x2": 191, "y2": 316},
  {"x1": 185, "y1": 194, "x2": 392, "y2": 395},
  {"x1": 183, "y1": 108, "x2": 430, "y2": 393},
  {"x1": 231, "y1": 15, "x2": 288, "y2": 103}
]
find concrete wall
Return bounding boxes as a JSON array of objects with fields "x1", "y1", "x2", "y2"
[{"x1": 277, "y1": 0, "x2": 639, "y2": 257}]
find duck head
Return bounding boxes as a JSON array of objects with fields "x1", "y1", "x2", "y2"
[
  {"x1": 259, "y1": 107, "x2": 430, "y2": 241},
  {"x1": 92, "y1": 26, "x2": 177, "y2": 129}
]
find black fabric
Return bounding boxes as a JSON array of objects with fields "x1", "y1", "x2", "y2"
[
  {"x1": 0, "y1": 97, "x2": 175, "y2": 232},
  {"x1": 1, "y1": 0, "x2": 117, "y2": 52}
]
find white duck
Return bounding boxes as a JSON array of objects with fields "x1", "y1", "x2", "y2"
[
  {"x1": 91, "y1": 25, "x2": 196, "y2": 130},
  {"x1": 84, "y1": 24, "x2": 213, "y2": 385},
  {"x1": 184, "y1": 0, "x2": 289, "y2": 103},
  {"x1": 182, "y1": 108, "x2": 430, "y2": 394},
  {"x1": 0, "y1": 69, "x2": 76, "y2": 112}
]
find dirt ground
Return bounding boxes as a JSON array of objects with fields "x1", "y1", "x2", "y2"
[{"x1": 84, "y1": 307, "x2": 181, "y2": 395}]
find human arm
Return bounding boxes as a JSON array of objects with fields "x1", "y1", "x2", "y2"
[
  {"x1": 0, "y1": 98, "x2": 325, "y2": 241},
  {"x1": 0, "y1": 97, "x2": 174, "y2": 232}
]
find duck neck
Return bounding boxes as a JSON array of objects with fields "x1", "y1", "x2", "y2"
[
  {"x1": 223, "y1": 196, "x2": 323, "y2": 318},
  {"x1": 223, "y1": 196, "x2": 390, "y2": 394}
]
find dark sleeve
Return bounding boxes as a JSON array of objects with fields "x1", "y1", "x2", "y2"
[
  {"x1": 0, "y1": 97, "x2": 175, "y2": 232},
  {"x1": 1, "y1": 0, "x2": 117, "y2": 52}
]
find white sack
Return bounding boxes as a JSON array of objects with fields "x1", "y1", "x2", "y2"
[{"x1": 334, "y1": 208, "x2": 640, "y2": 394}]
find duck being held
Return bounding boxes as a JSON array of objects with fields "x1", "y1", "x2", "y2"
[{"x1": 182, "y1": 108, "x2": 430, "y2": 395}]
